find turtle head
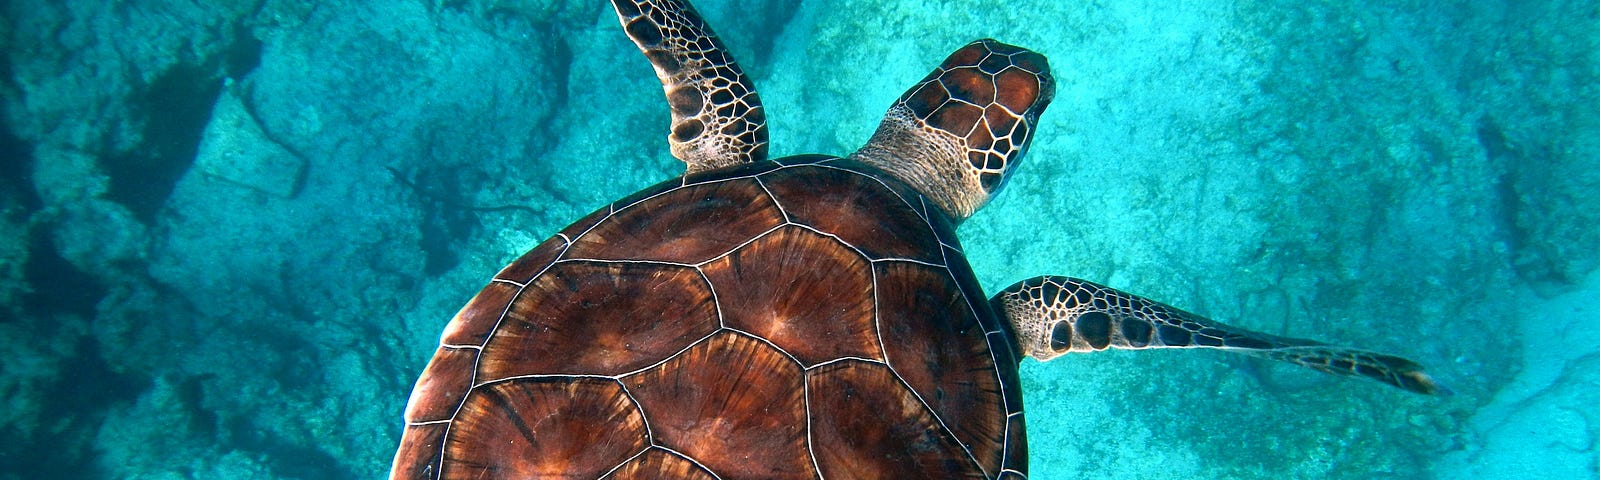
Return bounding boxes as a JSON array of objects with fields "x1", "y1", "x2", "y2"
[{"x1": 849, "y1": 39, "x2": 1054, "y2": 222}]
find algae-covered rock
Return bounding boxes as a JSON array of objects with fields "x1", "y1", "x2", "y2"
[
  {"x1": 193, "y1": 86, "x2": 305, "y2": 198},
  {"x1": 1433, "y1": 270, "x2": 1600, "y2": 478}
]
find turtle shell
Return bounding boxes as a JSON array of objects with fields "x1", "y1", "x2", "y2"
[{"x1": 393, "y1": 155, "x2": 1028, "y2": 479}]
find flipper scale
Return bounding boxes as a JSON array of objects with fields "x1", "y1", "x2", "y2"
[
  {"x1": 609, "y1": 0, "x2": 768, "y2": 173},
  {"x1": 992, "y1": 276, "x2": 1447, "y2": 395}
]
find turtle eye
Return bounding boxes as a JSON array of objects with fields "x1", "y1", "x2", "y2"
[
  {"x1": 980, "y1": 171, "x2": 1004, "y2": 192},
  {"x1": 927, "y1": 40, "x2": 1048, "y2": 197}
]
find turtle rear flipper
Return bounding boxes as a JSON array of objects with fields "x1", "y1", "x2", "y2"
[
  {"x1": 610, "y1": 0, "x2": 768, "y2": 173},
  {"x1": 992, "y1": 276, "x2": 1449, "y2": 395}
]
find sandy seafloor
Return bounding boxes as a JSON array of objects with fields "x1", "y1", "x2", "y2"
[{"x1": 1, "y1": 0, "x2": 1596, "y2": 478}]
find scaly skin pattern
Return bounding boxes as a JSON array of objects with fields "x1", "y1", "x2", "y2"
[
  {"x1": 390, "y1": 0, "x2": 1443, "y2": 478},
  {"x1": 610, "y1": 0, "x2": 768, "y2": 173},
  {"x1": 851, "y1": 39, "x2": 1054, "y2": 221},
  {"x1": 991, "y1": 276, "x2": 1446, "y2": 395}
]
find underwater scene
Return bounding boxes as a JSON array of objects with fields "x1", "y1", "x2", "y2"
[{"x1": 1, "y1": 0, "x2": 1596, "y2": 478}]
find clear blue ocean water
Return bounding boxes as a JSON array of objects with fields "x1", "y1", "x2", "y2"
[{"x1": 1, "y1": 0, "x2": 1595, "y2": 478}]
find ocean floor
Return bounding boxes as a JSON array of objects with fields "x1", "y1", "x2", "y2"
[{"x1": 1, "y1": 0, "x2": 1596, "y2": 478}]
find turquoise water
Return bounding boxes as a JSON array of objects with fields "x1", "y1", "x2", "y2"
[{"x1": 1, "y1": 0, "x2": 1595, "y2": 478}]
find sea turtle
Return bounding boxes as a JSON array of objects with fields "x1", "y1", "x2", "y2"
[{"x1": 390, "y1": 0, "x2": 1444, "y2": 478}]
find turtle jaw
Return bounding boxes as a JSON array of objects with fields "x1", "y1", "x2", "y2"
[{"x1": 850, "y1": 39, "x2": 1055, "y2": 222}]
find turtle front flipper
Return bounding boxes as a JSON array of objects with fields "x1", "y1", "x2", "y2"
[
  {"x1": 609, "y1": 0, "x2": 767, "y2": 173},
  {"x1": 991, "y1": 276, "x2": 1449, "y2": 395}
]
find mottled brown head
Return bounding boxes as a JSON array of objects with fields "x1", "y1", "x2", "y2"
[{"x1": 850, "y1": 39, "x2": 1054, "y2": 221}]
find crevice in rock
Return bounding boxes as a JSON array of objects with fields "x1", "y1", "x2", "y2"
[
  {"x1": 101, "y1": 64, "x2": 223, "y2": 223},
  {"x1": 0, "y1": 337, "x2": 150, "y2": 479},
  {"x1": 0, "y1": 121, "x2": 40, "y2": 213},
  {"x1": 42, "y1": 337, "x2": 151, "y2": 419},
  {"x1": 387, "y1": 163, "x2": 537, "y2": 277},
  {"x1": 0, "y1": 122, "x2": 34, "y2": 323},
  {"x1": 222, "y1": 415, "x2": 357, "y2": 479},
  {"x1": 224, "y1": 23, "x2": 264, "y2": 79},
  {"x1": 542, "y1": 21, "x2": 573, "y2": 141},
  {"x1": 21, "y1": 228, "x2": 107, "y2": 319},
  {"x1": 743, "y1": 0, "x2": 803, "y2": 76},
  {"x1": 178, "y1": 373, "x2": 222, "y2": 442},
  {"x1": 0, "y1": 419, "x2": 98, "y2": 480}
]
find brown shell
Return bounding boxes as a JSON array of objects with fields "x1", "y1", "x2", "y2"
[{"x1": 393, "y1": 156, "x2": 1027, "y2": 479}]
